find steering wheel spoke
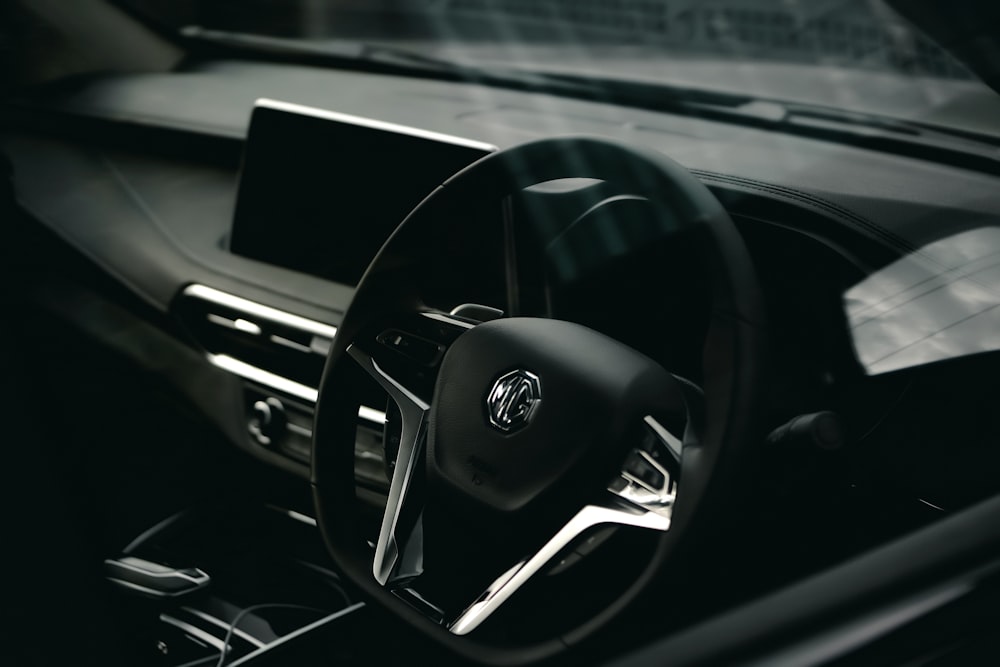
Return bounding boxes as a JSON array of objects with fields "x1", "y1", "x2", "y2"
[
  {"x1": 346, "y1": 310, "x2": 476, "y2": 586},
  {"x1": 447, "y1": 414, "x2": 681, "y2": 635},
  {"x1": 347, "y1": 343, "x2": 430, "y2": 585},
  {"x1": 449, "y1": 499, "x2": 671, "y2": 635}
]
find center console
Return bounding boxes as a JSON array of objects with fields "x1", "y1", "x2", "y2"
[
  {"x1": 105, "y1": 503, "x2": 370, "y2": 667},
  {"x1": 157, "y1": 102, "x2": 502, "y2": 663},
  {"x1": 173, "y1": 99, "x2": 496, "y2": 490}
]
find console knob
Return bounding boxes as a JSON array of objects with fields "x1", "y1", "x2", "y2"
[{"x1": 249, "y1": 397, "x2": 286, "y2": 447}]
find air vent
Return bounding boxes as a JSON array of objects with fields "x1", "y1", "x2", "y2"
[
  {"x1": 175, "y1": 285, "x2": 336, "y2": 396},
  {"x1": 174, "y1": 284, "x2": 388, "y2": 486}
]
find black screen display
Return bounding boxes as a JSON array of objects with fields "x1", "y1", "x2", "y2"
[{"x1": 229, "y1": 100, "x2": 495, "y2": 285}]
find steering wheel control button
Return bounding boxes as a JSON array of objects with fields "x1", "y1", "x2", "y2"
[
  {"x1": 623, "y1": 450, "x2": 667, "y2": 491},
  {"x1": 642, "y1": 415, "x2": 684, "y2": 463},
  {"x1": 486, "y1": 369, "x2": 541, "y2": 433},
  {"x1": 377, "y1": 329, "x2": 445, "y2": 366},
  {"x1": 612, "y1": 424, "x2": 680, "y2": 519},
  {"x1": 612, "y1": 445, "x2": 677, "y2": 520}
]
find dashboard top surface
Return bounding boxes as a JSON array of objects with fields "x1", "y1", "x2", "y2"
[{"x1": 2, "y1": 58, "x2": 999, "y2": 321}]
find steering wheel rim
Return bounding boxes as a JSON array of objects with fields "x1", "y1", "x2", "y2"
[{"x1": 313, "y1": 136, "x2": 765, "y2": 664}]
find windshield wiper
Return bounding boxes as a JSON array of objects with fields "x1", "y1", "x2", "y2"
[
  {"x1": 179, "y1": 26, "x2": 566, "y2": 88},
  {"x1": 531, "y1": 70, "x2": 1000, "y2": 175},
  {"x1": 181, "y1": 27, "x2": 1000, "y2": 176}
]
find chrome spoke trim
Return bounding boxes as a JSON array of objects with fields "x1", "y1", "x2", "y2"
[
  {"x1": 609, "y1": 415, "x2": 681, "y2": 519},
  {"x1": 420, "y1": 310, "x2": 476, "y2": 329},
  {"x1": 450, "y1": 415, "x2": 682, "y2": 636},
  {"x1": 449, "y1": 498, "x2": 670, "y2": 636},
  {"x1": 643, "y1": 414, "x2": 683, "y2": 461},
  {"x1": 347, "y1": 344, "x2": 430, "y2": 585}
]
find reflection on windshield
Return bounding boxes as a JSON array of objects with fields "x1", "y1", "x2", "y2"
[
  {"x1": 845, "y1": 227, "x2": 1000, "y2": 375},
  {"x1": 129, "y1": 0, "x2": 971, "y2": 80}
]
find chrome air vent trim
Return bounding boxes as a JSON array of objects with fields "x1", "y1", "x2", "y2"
[{"x1": 182, "y1": 284, "x2": 338, "y2": 339}]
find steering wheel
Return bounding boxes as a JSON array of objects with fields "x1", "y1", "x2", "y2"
[{"x1": 312, "y1": 137, "x2": 765, "y2": 664}]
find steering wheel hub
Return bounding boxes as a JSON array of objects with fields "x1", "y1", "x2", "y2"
[{"x1": 430, "y1": 317, "x2": 684, "y2": 516}]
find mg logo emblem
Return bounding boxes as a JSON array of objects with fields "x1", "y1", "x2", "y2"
[{"x1": 486, "y1": 369, "x2": 541, "y2": 433}]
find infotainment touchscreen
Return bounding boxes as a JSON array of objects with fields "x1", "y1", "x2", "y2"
[{"x1": 229, "y1": 99, "x2": 496, "y2": 285}]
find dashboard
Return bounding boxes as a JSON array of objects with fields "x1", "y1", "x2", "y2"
[
  {"x1": 0, "y1": 52, "x2": 1000, "y2": 667},
  {"x1": 7, "y1": 58, "x2": 999, "y2": 322},
  {"x1": 4, "y1": 56, "x2": 1000, "y2": 631},
  {"x1": 4, "y1": 59, "x2": 998, "y2": 482}
]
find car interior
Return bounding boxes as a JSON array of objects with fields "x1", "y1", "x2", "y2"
[{"x1": 2, "y1": 1, "x2": 1000, "y2": 665}]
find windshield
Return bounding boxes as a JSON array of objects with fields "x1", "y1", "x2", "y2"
[
  {"x1": 120, "y1": 0, "x2": 1000, "y2": 137},
  {"x1": 121, "y1": 1, "x2": 995, "y2": 378}
]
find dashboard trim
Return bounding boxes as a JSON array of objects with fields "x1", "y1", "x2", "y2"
[
  {"x1": 185, "y1": 284, "x2": 389, "y2": 427},
  {"x1": 207, "y1": 353, "x2": 320, "y2": 402},
  {"x1": 255, "y1": 97, "x2": 498, "y2": 153},
  {"x1": 183, "y1": 284, "x2": 339, "y2": 338},
  {"x1": 206, "y1": 353, "x2": 387, "y2": 426}
]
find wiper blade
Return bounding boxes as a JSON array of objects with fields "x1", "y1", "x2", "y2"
[
  {"x1": 180, "y1": 26, "x2": 565, "y2": 88},
  {"x1": 528, "y1": 70, "x2": 1000, "y2": 175},
  {"x1": 537, "y1": 69, "x2": 1000, "y2": 142},
  {"x1": 182, "y1": 26, "x2": 438, "y2": 69}
]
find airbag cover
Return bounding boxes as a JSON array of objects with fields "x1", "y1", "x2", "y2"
[{"x1": 429, "y1": 317, "x2": 680, "y2": 514}]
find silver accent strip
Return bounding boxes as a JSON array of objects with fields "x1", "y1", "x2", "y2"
[
  {"x1": 918, "y1": 498, "x2": 946, "y2": 512},
  {"x1": 206, "y1": 313, "x2": 263, "y2": 336},
  {"x1": 451, "y1": 416, "x2": 683, "y2": 636},
  {"x1": 206, "y1": 354, "x2": 385, "y2": 428},
  {"x1": 208, "y1": 354, "x2": 319, "y2": 402},
  {"x1": 183, "y1": 284, "x2": 338, "y2": 339},
  {"x1": 611, "y1": 417, "x2": 680, "y2": 520},
  {"x1": 449, "y1": 500, "x2": 670, "y2": 635},
  {"x1": 255, "y1": 98, "x2": 498, "y2": 153},
  {"x1": 159, "y1": 614, "x2": 228, "y2": 652},
  {"x1": 180, "y1": 607, "x2": 266, "y2": 649},
  {"x1": 226, "y1": 603, "x2": 366, "y2": 667},
  {"x1": 644, "y1": 415, "x2": 683, "y2": 460},
  {"x1": 108, "y1": 558, "x2": 209, "y2": 584},
  {"x1": 359, "y1": 405, "x2": 388, "y2": 425},
  {"x1": 234, "y1": 318, "x2": 262, "y2": 335},
  {"x1": 310, "y1": 335, "x2": 333, "y2": 356},
  {"x1": 285, "y1": 509, "x2": 319, "y2": 527},
  {"x1": 269, "y1": 334, "x2": 314, "y2": 354},
  {"x1": 264, "y1": 504, "x2": 319, "y2": 527},
  {"x1": 420, "y1": 311, "x2": 475, "y2": 329},
  {"x1": 348, "y1": 345, "x2": 430, "y2": 585},
  {"x1": 122, "y1": 510, "x2": 188, "y2": 555},
  {"x1": 613, "y1": 470, "x2": 676, "y2": 519},
  {"x1": 287, "y1": 422, "x2": 313, "y2": 437},
  {"x1": 449, "y1": 303, "x2": 505, "y2": 320}
]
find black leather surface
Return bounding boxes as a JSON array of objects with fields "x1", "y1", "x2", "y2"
[{"x1": 431, "y1": 317, "x2": 680, "y2": 514}]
